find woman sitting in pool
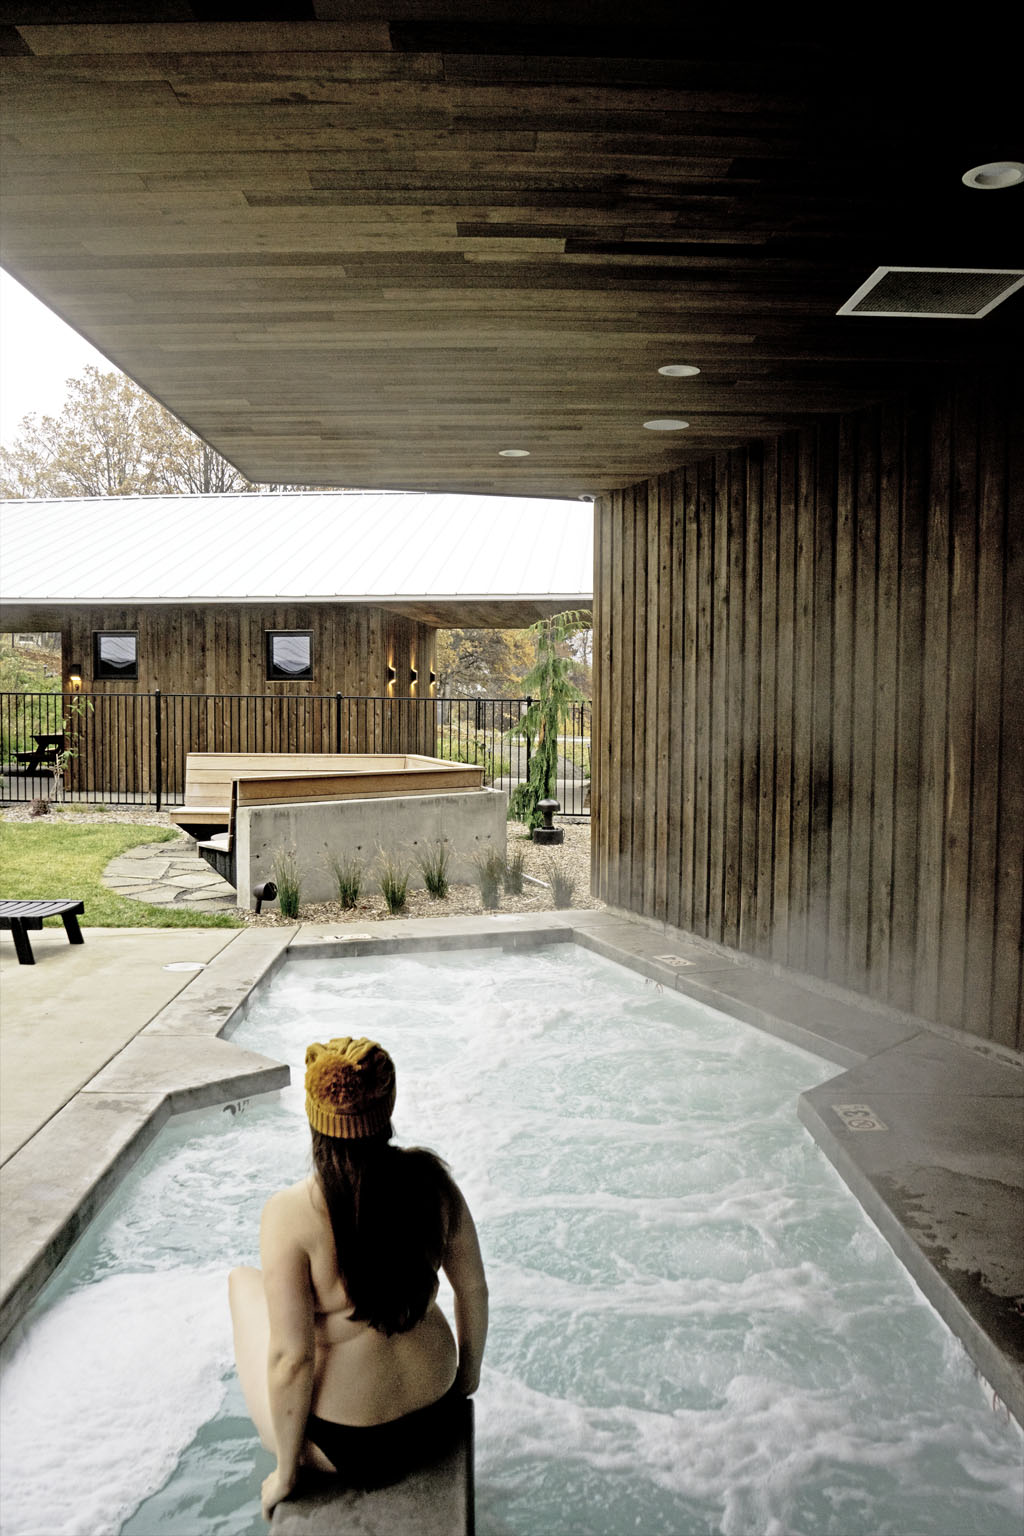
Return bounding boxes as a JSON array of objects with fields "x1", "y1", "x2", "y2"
[{"x1": 229, "y1": 1035, "x2": 488, "y2": 1522}]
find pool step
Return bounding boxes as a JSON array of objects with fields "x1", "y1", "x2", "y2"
[{"x1": 271, "y1": 1398, "x2": 473, "y2": 1536}]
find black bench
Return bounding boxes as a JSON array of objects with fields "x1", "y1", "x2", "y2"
[{"x1": 0, "y1": 899, "x2": 85, "y2": 965}]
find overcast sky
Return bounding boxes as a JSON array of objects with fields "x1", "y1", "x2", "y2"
[{"x1": 0, "y1": 268, "x2": 115, "y2": 448}]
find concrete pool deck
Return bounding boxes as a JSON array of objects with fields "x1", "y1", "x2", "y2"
[{"x1": 1, "y1": 910, "x2": 1021, "y2": 1430}]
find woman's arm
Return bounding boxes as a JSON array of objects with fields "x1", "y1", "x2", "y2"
[
  {"x1": 443, "y1": 1188, "x2": 489, "y2": 1395},
  {"x1": 259, "y1": 1190, "x2": 316, "y2": 1519}
]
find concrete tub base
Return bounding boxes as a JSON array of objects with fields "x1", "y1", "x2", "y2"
[{"x1": 236, "y1": 789, "x2": 507, "y2": 909}]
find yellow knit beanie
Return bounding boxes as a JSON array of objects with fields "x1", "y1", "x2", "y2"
[{"x1": 304, "y1": 1036, "x2": 396, "y2": 1139}]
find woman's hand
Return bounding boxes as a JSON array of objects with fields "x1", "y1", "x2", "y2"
[{"x1": 261, "y1": 1466, "x2": 296, "y2": 1523}]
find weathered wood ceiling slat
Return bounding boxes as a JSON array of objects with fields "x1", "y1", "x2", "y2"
[{"x1": 1, "y1": 15, "x2": 1019, "y2": 496}]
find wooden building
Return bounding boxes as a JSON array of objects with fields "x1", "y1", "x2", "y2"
[
  {"x1": 0, "y1": 489, "x2": 593, "y2": 784},
  {"x1": 0, "y1": 18, "x2": 1019, "y2": 1049}
]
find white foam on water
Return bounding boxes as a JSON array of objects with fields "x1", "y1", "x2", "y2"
[
  {"x1": 0, "y1": 1268, "x2": 232, "y2": 1536},
  {"x1": 4, "y1": 944, "x2": 1022, "y2": 1536}
]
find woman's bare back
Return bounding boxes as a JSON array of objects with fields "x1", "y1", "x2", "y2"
[{"x1": 290, "y1": 1176, "x2": 458, "y2": 1426}]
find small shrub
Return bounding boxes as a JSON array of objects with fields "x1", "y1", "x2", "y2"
[
  {"x1": 326, "y1": 850, "x2": 363, "y2": 908},
  {"x1": 273, "y1": 849, "x2": 302, "y2": 918},
  {"x1": 473, "y1": 847, "x2": 505, "y2": 910},
  {"x1": 417, "y1": 840, "x2": 451, "y2": 899},
  {"x1": 503, "y1": 846, "x2": 526, "y2": 895},
  {"x1": 377, "y1": 850, "x2": 410, "y2": 915},
  {"x1": 545, "y1": 859, "x2": 576, "y2": 910},
  {"x1": 29, "y1": 797, "x2": 50, "y2": 817}
]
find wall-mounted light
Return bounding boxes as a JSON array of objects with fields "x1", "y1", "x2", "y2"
[
  {"x1": 68, "y1": 663, "x2": 82, "y2": 692},
  {"x1": 410, "y1": 668, "x2": 418, "y2": 684},
  {"x1": 429, "y1": 670, "x2": 437, "y2": 686},
  {"x1": 386, "y1": 665, "x2": 396, "y2": 684}
]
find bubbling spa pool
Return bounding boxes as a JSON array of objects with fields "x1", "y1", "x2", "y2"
[{"x1": 2, "y1": 945, "x2": 1021, "y2": 1536}]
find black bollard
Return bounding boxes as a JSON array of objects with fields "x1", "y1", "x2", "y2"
[{"x1": 532, "y1": 798, "x2": 564, "y2": 845}]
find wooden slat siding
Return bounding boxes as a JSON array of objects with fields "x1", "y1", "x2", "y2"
[
  {"x1": 590, "y1": 497, "x2": 605, "y2": 900},
  {"x1": 654, "y1": 473, "x2": 673, "y2": 922},
  {"x1": 739, "y1": 442, "x2": 762, "y2": 952},
  {"x1": 771, "y1": 433, "x2": 796, "y2": 966},
  {"x1": 608, "y1": 488, "x2": 625, "y2": 909},
  {"x1": 914, "y1": 388, "x2": 953, "y2": 1023},
  {"x1": 827, "y1": 417, "x2": 855, "y2": 986},
  {"x1": 593, "y1": 373, "x2": 1019, "y2": 1048},
  {"x1": 693, "y1": 459, "x2": 715, "y2": 936},
  {"x1": 789, "y1": 428, "x2": 816, "y2": 972},
  {"x1": 847, "y1": 409, "x2": 878, "y2": 992},
  {"x1": 754, "y1": 438, "x2": 778, "y2": 959},
  {"x1": 939, "y1": 380, "x2": 979, "y2": 1030},
  {"x1": 807, "y1": 420, "x2": 836, "y2": 979},
  {"x1": 889, "y1": 399, "x2": 926, "y2": 1011},
  {"x1": 967, "y1": 381, "x2": 1005, "y2": 1043},
  {"x1": 676, "y1": 464, "x2": 699, "y2": 932},
  {"x1": 620, "y1": 485, "x2": 638, "y2": 913},
  {"x1": 644, "y1": 476, "x2": 662, "y2": 917},
  {"x1": 722, "y1": 449, "x2": 746, "y2": 948},
  {"x1": 869, "y1": 407, "x2": 901, "y2": 1002},
  {"x1": 629, "y1": 481, "x2": 647, "y2": 916},
  {"x1": 707, "y1": 454, "x2": 729, "y2": 941},
  {"x1": 993, "y1": 384, "x2": 1023, "y2": 1050}
]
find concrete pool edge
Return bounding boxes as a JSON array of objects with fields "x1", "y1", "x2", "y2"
[{"x1": 1, "y1": 910, "x2": 1021, "y2": 1433}]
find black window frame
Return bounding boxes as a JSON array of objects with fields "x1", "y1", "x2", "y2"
[
  {"x1": 92, "y1": 630, "x2": 139, "y2": 681},
  {"x1": 265, "y1": 628, "x2": 315, "y2": 682}
]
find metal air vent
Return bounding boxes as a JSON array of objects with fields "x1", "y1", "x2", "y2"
[{"x1": 837, "y1": 266, "x2": 1024, "y2": 319}]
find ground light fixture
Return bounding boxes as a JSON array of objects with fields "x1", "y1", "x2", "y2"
[
  {"x1": 657, "y1": 363, "x2": 701, "y2": 376},
  {"x1": 643, "y1": 419, "x2": 690, "y2": 430},
  {"x1": 498, "y1": 448, "x2": 530, "y2": 457},
  {"x1": 961, "y1": 160, "x2": 1024, "y2": 189}
]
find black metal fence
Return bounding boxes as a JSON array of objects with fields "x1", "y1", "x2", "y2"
[{"x1": 0, "y1": 692, "x2": 591, "y2": 816}]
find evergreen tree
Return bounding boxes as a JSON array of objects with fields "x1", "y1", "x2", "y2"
[{"x1": 507, "y1": 609, "x2": 590, "y2": 829}]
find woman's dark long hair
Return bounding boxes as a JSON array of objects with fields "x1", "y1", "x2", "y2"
[{"x1": 311, "y1": 1128, "x2": 459, "y2": 1336}]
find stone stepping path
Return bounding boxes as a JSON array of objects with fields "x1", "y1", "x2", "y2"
[{"x1": 101, "y1": 839, "x2": 238, "y2": 911}]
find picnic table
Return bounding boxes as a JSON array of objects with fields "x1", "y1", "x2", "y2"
[
  {"x1": 0, "y1": 899, "x2": 85, "y2": 965},
  {"x1": 13, "y1": 734, "x2": 65, "y2": 775}
]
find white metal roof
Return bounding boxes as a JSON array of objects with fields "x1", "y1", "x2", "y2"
[{"x1": 0, "y1": 491, "x2": 593, "y2": 610}]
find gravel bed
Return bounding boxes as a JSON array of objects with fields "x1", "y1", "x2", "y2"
[{"x1": 0, "y1": 803, "x2": 600, "y2": 923}]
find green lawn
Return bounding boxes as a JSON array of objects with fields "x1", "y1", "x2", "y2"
[{"x1": 0, "y1": 820, "x2": 243, "y2": 928}]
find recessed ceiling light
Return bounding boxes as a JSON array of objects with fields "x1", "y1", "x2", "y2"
[
  {"x1": 498, "y1": 448, "x2": 530, "y2": 457},
  {"x1": 962, "y1": 161, "x2": 1024, "y2": 190},
  {"x1": 643, "y1": 419, "x2": 690, "y2": 431},
  {"x1": 657, "y1": 364, "x2": 701, "y2": 377}
]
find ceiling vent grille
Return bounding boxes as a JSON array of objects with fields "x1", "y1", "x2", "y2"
[{"x1": 838, "y1": 266, "x2": 1024, "y2": 319}]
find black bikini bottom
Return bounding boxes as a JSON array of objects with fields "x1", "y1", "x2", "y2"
[{"x1": 305, "y1": 1384, "x2": 463, "y2": 1489}]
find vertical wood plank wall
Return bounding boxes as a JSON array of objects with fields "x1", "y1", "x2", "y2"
[
  {"x1": 60, "y1": 603, "x2": 437, "y2": 786},
  {"x1": 593, "y1": 375, "x2": 1022, "y2": 1051}
]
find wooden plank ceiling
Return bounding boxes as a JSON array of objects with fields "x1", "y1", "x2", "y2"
[{"x1": 1, "y1": 11, "x2": 1020, "y2": 498}]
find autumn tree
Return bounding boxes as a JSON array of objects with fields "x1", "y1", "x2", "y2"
[
  {"x1": 0, "y1": 365, "x2": 268, "y2": 498},
  {"x1": 434, "y1": 628, "x2": 537, "y2": 698}
]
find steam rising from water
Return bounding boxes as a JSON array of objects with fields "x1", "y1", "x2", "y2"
[{"x1": 1, "y1": 946, "x2": 1020, "y2": 1535}]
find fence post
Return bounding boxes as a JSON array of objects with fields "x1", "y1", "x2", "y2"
[
  {"x1": 335, "y1": 693, "x2": 343, "y2": 753},
  {"x1": 153, "y1": 690, "x2": 163, "y2": 810},
  {"x1": 524, "y1": 696, "x2": 532, "y2": 778}
]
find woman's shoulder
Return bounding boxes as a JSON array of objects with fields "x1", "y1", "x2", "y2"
[{"x1": 261, "y1": 1176, "x2": 318, "y2": 1230}]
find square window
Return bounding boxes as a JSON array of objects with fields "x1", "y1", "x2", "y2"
[
  {"x1": 266, "y1": 630, "x2": 313, "y2": 681},
  {"x1": 93, "y1": 632, "x2": 138, "y2": 680}
]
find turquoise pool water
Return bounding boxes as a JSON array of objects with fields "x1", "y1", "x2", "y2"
[{"x1": 1, "y1": 945, "x2": 1021, "y2": 1535}]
